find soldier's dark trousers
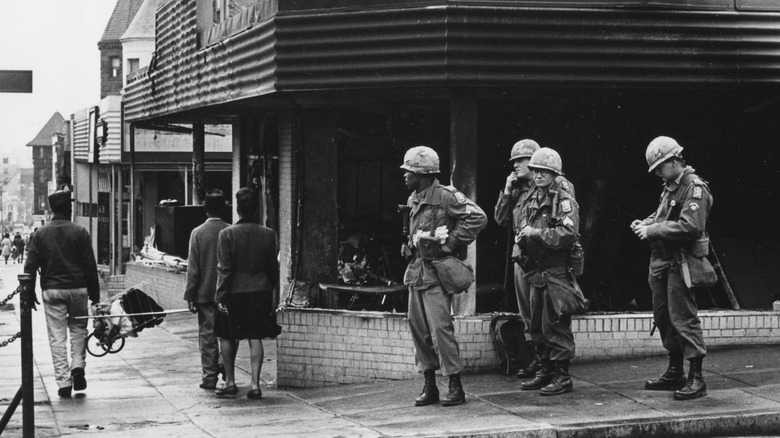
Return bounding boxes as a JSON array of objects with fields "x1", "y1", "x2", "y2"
[
  {"x1": 513, "y1": 265, "x2": 537, "y2": 343},
  {"x1": 649, "y1": 259, "x2": 706, "y2": 360},
  {"x1": 529, "y1": 274, "x2": 575, "y2": 361},
  {"x1": 408, "y1": 285, "x2": 463, "y2": 376}
]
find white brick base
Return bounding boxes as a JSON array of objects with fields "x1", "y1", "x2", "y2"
[{"x1": 277, "y1": 308, "x2": 780, "y2": 388}]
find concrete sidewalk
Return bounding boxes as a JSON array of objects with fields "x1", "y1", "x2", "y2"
[{"x1": 2, "y1": 262, "x2": 780, "y2": 437}]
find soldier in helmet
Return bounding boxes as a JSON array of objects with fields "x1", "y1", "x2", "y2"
[
  {"x1": 514, "y1": 147, "x2": 581, "y2": 396},
  {"x1": 400, "y1": 146, "x2": 487, "y2": 407},
  {"x1": 495, "y1": 140, "x2": 576, "y2": 380},
  {"x1": 631, "y1": 136, "x2": 712, "y2": 400}
]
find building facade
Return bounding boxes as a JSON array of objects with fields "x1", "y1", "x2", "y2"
[{"x1": 122, "y1": 0, "x2": 780, "y2": 314}]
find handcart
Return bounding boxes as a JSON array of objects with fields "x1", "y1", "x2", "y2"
[{"x1": 76, "y1": 283, "x2": 190, "y2": 357}]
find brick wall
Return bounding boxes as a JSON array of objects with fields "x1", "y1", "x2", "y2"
[
  {"x1": 278, "y1": 308, "x2": 780, "y2": 388},
  {"x1": 125, "y1": 262, "x2": 187, "y2": 311}
]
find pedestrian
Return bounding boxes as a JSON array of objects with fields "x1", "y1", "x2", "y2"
[
  {"x1": 183, "y1": 189, "x2": 230, "y2": 390},
  {"x1": 400, "y1": 146, "x2": 487, "y2": 407},
  {"x1": 24, "y1": 190, "x2": 100, "y2": 397},
  {"x1": 494, "y1": 139, "x2": 576, "y2": 380},
  {"x1": 1, "y1": 233, "x2": 12, "y2": 264},
  {"x1": 515, "y1": 147, "x2": 581, "y2": 396},
  {"x1": 631, "y1": 136, "x2": 713, "y2": 401},
  {"x1": 214, "y1": 187, "x2": 279, "y2": 400},
  {"x1": 13, "y1": 232, "x2": 25, "y2": 264}
]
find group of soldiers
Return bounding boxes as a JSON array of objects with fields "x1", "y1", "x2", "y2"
[{"x1": 399, "y1": 135, "x2": 712, "y2": 407}]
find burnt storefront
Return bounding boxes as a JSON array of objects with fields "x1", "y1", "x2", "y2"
[{"x1": 123, "y1": 0, "x2": 780, "y2": 314}]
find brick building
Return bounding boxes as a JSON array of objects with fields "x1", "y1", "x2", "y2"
[
  {"x1": 25, "y1": 112, "x2": 65, "y2": 226},
  {"x1": 121, "y1": 0, "x2": 780, "y2": 386}
]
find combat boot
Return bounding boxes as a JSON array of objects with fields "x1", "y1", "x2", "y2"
[
  {"x1": 441, "y1": 374, "x2": 465, "y2": 406},
  {"x1": 540, "y1": 360, "x2": 573, "y2": 396},
  {"x1": 645, "y1": 351, "x2": 687, "y2": 391},
  {"x1": 415, "y1": 370, "x2": 439, "y2": 406},
  {"x1": 517, "y1": 343, "x2": 543, "y2": 379},
  {"x1": 520, "y1": 358, "x2": 554, "y2": 390},
  {"x1": 674, "y1": 357, "x2": 707, "y2": 400}
]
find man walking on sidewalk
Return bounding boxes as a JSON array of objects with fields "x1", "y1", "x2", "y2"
[
  {"x1": 184, "y1": 189, "x2": 230, "y2": 390},
  {"x1": 631, "y1": 136, "x2": 713, "y2": 400},
  {"x1": 25, "y1": 189, "x2": 100, "y2": 398}
]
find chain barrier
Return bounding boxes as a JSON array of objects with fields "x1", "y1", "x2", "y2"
[
  {"x1": 0, "y1": 285, "x2": 22, "y2": 307},
  {"x1": 0, "y1": 286, "x2": 23, "y2": 350},
  {"x1": 0, "y1": 332, "x2": 21, "y2": 348}
]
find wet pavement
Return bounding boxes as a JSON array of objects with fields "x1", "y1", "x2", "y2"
[{"x1": 2, "y1": 262, "x2": 780, "y2": 437}]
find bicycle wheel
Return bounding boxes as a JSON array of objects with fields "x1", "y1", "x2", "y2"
[
  {"x1": 86, "y1": 333, "x2": 109, "y2": 357},
  {"x1": 107, "y1": 336, "x2": 125, "y2": 354}
]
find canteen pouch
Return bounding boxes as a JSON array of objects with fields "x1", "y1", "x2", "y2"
[
  {"x1": 431, "y1": 256, "x2": 475, "y2": 295},
  {"x1": 568, "y1": 241, "x2": 585, "y2": 277}
]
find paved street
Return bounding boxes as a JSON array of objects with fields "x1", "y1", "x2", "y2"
[{"x1": 2, "y1": 261, "x2": 780, "y2": 437}]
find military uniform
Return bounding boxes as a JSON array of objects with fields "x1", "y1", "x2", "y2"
[
  {"x1": 640, "y1": 166, "x2": 711, "y2": 360},
  {"x1": 495, "y1": 177, "x2": 575, "y2": 344},
  {"x1": 516, "y1": 179, "x2": 580, "y2": 361},
  {"x1": 404, "y1": 179, "x2": 487, "y2": 376}
]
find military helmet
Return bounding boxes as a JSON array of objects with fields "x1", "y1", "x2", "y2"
[
  {"x1": 528, "y1": 147, "x2": 563, "y2": 175},
  {"x1": 645, "y1": 136, "x2": 683, "y2": 172},
  {"x1": 400, "y1": 146, "x2": 440, "y2": 174},
  {"x1": 509, "y1": 139, "x2": 540, "y2": 162}
]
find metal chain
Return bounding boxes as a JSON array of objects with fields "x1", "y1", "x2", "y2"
[
  {"x1": 0, "y1": 285, "x2": 22, "y2": 307},
  {"x1": 0, "y1": 332, "x2": 21, "y2": 348}
]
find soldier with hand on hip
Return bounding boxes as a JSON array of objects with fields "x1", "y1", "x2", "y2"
[{"x1": 400, "y1": 146, "x2": 487, "y2": 407}]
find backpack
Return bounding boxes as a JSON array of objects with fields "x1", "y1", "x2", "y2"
[{"x1": 489, "y1": 315, "x2": 532, "y2": 375}]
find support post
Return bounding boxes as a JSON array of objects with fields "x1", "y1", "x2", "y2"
[
  {"x1": 18, "y1": 273, "x2": 34, "y2": 437},
  {"x1": 450, "y1": 92, "x2": 478, "y2": 316},
  {"x1": 192, "y1": 123, "x2": 206, "y2": 205}
]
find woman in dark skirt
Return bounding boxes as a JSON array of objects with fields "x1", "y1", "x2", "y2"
[{"x1": 215, "y1": 187, "x2": 280, "y2": 399}]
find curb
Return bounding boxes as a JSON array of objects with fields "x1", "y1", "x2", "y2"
[{"x1": 555, "y1": 410, "x2": 780, "y2": 438}]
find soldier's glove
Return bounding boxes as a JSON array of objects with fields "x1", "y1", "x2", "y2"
[{"x1": 187, "y1": 301, "x2": 198, "y2": 314}]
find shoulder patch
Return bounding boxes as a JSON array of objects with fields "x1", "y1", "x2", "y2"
[
  {"x1": 560, "y1": 199, "x2": 572, "y2": 213},
  {"x1": 692, "y1": 186, "x2": 702, "y2": 200},
  {"x1": 454, "y1": 191, "x2": 468, "y2": 204},
  {"x1": 689, "y1": 202, "x2": 699, "y2": 212}
]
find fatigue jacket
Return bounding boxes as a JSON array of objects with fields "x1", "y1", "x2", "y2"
[
  {"x1": 24, "y1": 213, "x2": 100, "y2": 303},
  {"x1": 642, "y1": 167, "x2": 712, "y2": 260},
  {"x1": 404, "y1": 179, "x2": 487, "y2": 290},
  {"x1": 518, "y1": 180, "x2": 580, "y2": 270},
  {"x1": 495, "y1": 177, "x2": 576, "y2": 260}
]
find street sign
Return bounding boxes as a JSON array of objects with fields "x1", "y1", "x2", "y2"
[{"x1": 0, "y1": 70, "x2": 33, "y2": 93}]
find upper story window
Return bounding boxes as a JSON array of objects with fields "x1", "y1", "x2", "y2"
[
  {"x1": 197, "y1": 0, "x2": 277, "y2": 48},
  {"x1": 128, "y1": 58, "x2": 140, "y2": 75},
  {"x1": 110, "y1": 56, "x2": 121, "y2": 78}
]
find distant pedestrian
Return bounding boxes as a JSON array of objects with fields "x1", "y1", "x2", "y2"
[
  {"x1": 13, "y1": 232, "x2": 25, "y2": 264},
  {"x1": 631, "y1": 136, "x2": 713, "y2": 401},
  {"x1": 183, "y1": 189, "x2": 230, "y2": 390},
  {"x1": 1, "y1": 233, "x2": 11, "y2": 264},
  {"x1": 25, "y1": 190, "x2": 100, "y2": 397},
  {"x1": 215, "y1": 188, "x2": 279, "y2": 400},
  {"x1": 400, "y1": 146, "x2": 487, "y2": 407}
]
